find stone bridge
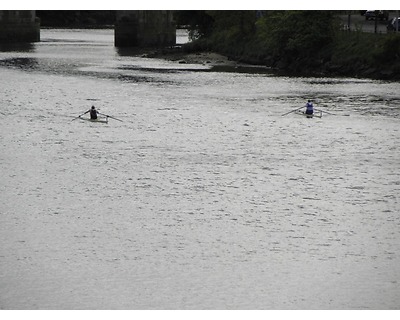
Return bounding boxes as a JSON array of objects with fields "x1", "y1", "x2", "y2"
[
  {"x1": 114, "y1": 11, "x2": 175, "y2": 47},
  {"x1": 0, "y1": 10, "x2": 176, "y2": 47},
  {"x1": 0, "y1": 11, "x2": 40, "y2": 42}
]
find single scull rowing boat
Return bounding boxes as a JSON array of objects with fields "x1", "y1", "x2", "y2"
[
  {"x1": 78, "y1": 116, "x2": 109, "y2": 123},
  {"x1": 72, "y1": 109, "x2": 123, "y2": 123},
  {"x1": 295, "y1": 109, "x2": 323, "y2": 118}
]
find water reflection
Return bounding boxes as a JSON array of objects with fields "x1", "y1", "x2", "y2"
[
  {"x1": 114, "y1": 46, "x2": 150, "y2": 57},
  {"x1": 210, "y1": 64, "x2": 273, "y2": 74},
  {"x1": 0, "y1": 42, "x2": 35, "y2": 52},
  {"x1": 0, "y1": 57, "x2": 39, "y2": 70}
]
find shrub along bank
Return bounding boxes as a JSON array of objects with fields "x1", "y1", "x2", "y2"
[{"x1": 179, "y1": 11, "x2": 400, "y2": 80}]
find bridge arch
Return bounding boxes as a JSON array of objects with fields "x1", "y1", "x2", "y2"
[
  {"x1": 0, "y1": 10, "x2": 176, "y2": 47},
  {"x1": 115, "y1": 10, "x2": 176, "y2": 47},
  {"x1": 0, "y1": 10, "x2": 40, "y2": 43}
]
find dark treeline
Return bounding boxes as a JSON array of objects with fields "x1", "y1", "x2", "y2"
[
  {"x1": 177, "y1": 10, "x2": 400, "y2": 80},
  {"x1": 37, "y1": 11, "x2": 116, "y2": 27},
  {"x1": 181, "y1": 11, "x2": 337, "y2": 62}
]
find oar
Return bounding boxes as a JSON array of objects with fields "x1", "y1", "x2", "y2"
[
  {"x1": 72, "y1": 109, "x2": 90, "y2": 121},
  {"x1": 98, "y1": 112, "x2": 123, "y2": 122},
  {"x1": 315, "y1": 108, "x2": 350, "y2": 116},
  {"x1": 281, "y1": 106, "x2": 304, "y2": 116},
  {"x1": 71, "y1": 114, "x2": 84, "y2": 121},
  {"x1": 315, "y1": 108, "x2": 335, "y2": 115}
]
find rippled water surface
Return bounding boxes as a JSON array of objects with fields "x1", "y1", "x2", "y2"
[{"x1": 1, "y1": 29, "x2": 399, "y2": 309}]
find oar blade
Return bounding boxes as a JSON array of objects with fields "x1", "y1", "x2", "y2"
[{"x1": 71, "y1": 115, "x2": 82, "y2": 121}]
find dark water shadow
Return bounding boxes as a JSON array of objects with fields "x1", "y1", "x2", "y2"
[
  {"x1": 0, "y1": 42, "x2": 36, "y2": 53},
  {"x1": 0, "y1": 57, "x2": 39, "y2": 70},
  {"x1": 114, "y1": 46, "x2": 149, "y2": 57},
  {"x1": 210, "y1": 64, "x2": 274, "y2": 75}
]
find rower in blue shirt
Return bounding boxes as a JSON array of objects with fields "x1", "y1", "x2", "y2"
[{"x1": 305, "y1": 100, "x2": 314, "y2": 115}]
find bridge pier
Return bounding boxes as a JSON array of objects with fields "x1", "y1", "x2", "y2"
[
  {"x1": 115, "y1": 10, "x2": 176, "y2": 47},
  {"x1": 0, "y1": 10, "x2": 40, "y2": 43}
]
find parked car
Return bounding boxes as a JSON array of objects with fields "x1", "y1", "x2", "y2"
[
  {"x1": 387, "y1": 17, "x2": 400, "y2": 31},
  {"x1": 365, "y1": 10, "x2": 389, "y2": 21}
]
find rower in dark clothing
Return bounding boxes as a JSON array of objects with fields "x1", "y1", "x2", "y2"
[
  {"x1": 83, "y1": 106, "x2": 98, "y2": 119},
  {"x1": 73, "y1": 106, "x2": 123, "y2": 123}
]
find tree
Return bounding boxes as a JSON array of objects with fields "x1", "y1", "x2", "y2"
[
  {"x1": 255, "y1": 11, "x2": 337, "y2": 58},
  {"x1": 174, "y1": 11, "x2": 215, "y2": 40}
]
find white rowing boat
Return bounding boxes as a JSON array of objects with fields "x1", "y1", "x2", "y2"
[
  {"x1": 282, "y1": 106, "x2": 346, "y2": 118},
  {"x1": 79, "y1": 116, "x2": 108, "y2": 123},
  {"x1": 72, "y1": 111, "x2": 122, "y2": 123},
  {"x1": 295, "y1": 109, "x2": 322, "y2": 118}
]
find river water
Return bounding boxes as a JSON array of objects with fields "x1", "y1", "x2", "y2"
[{"x1": 0, "y1": 29, "x2": 399, "y2": 310}]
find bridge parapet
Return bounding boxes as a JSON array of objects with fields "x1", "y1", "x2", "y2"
[{"x1": 115, "y1": 10, "x2": 176, "y2": 47}]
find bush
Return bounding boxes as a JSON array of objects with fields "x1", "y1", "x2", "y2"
[
  {"x1": 182, "y1": 10, "x2": 400, "y2": 79},
  {"x1": 374, "y1": 33, "x2": 400, "y2": 62}
]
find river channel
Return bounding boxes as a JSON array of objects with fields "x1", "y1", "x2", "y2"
[{"x1": 0, "y1": 29, "x2": 399, "y2": 309}]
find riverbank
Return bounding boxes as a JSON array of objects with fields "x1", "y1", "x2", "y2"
[
  {"x1": 145, "y1": 45, "x2": 399, "y2": 81},
  {"x1": 149, "y1": 22, "x2": 400, "y2": 81},
  {"x1": 146, "y1": 48, "x2": 237, "y2": 67}
]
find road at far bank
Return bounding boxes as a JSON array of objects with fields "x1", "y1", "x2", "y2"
[{"x1": 339, "y1": 11, "x2": 399, "y2": 34}]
